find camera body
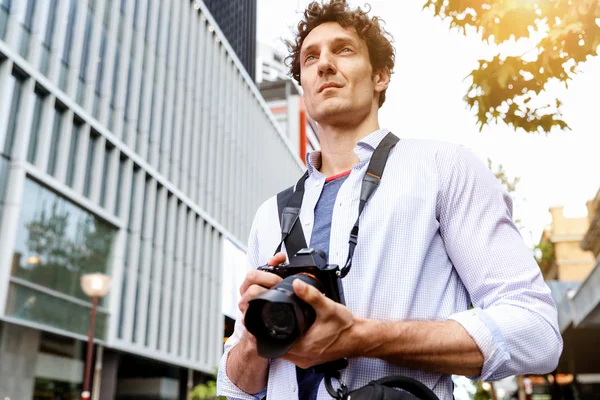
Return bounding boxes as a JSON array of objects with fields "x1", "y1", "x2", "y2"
[
  {"x1": 258, "y1": 247, "x2": 346, "y2": 305},
  {"x1": 244, "y1": 248, "x2": 346, "y2": 359}
]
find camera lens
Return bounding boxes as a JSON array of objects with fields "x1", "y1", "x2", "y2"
[{"x1": 261, "y1": 302, "x2": 296, "y2": 339}]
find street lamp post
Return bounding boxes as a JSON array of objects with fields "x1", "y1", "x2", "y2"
[{"x1": 80, "y1": 273, "x2": 112, "y2": 400}]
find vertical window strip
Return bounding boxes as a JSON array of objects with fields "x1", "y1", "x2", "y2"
[
  {"x1": 27, "y1": 92, "x2": 45, "y2": 164},
  {"x1": 114, "y1": 153, "x2": 126, "y2": 216},
  {"x1": 159, "y1": 195, "x2": 177, "y2": 353},
  {"x1": 180, "y1": 209, "x2": 195, "y2": 358},
  {"x1": 46, "y1": 108, "x2": 64, "y2": 176},
  {"x1": 62, "y1": 0, "x2": 77, "y2": 66},
  {"x1": 18, "y1": 0, "x2": 37, "y2": 58},
  {"x1": 99, "y1": 144, "x2": 111, "y2": 207},
  {"x1": 134, "y1": 177, "x2": 157, "y2": 345},
  {"x1": 169, "y1": 202, "x2": 186, "y2": 355},
  {"x1": 83, "y1": 133, "x2": 97, "y2": 197},
  {"x1": 0, "y1": 0, "x2": 10, "y2": 40},
  {"x1": 190, "y1": 215, "x2": 204, "y2": 362},
  {"x1": 77, "y1": 8, "x2": 94, "y2": 104},
  {"x1": 3, "y1": 74, "x2": 23, "y2": 159},
  {"x1": 65, "y1": 122, "x2": 80, "y2": 187}
]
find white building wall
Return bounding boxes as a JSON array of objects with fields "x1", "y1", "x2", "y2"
[{"x1": 0, "y1": 0, "x2": 303, "y2": 374}]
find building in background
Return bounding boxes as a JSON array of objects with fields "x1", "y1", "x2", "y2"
[
  {"x1": 0, "y1": 1, "x2": 302, "y2": 399},
  {"x1": 538, "y1": 206, "x2": 596, "y2": 281},
  {"x1": 540, "y1": 189, "x2": 600, "y2": 399},
  {"x1": 581, "y1": 188, "x2": 600, "y2": 258},
  {"x1": 257, "y1": 42, "x2": 320, "y2": 162},
  {"x1": 202, "y1": 0, "x2": 257, "y2": 80}
]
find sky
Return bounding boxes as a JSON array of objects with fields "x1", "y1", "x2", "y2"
[{"x1": 255, "y1": 0, "x2": 600, "y2": 248}]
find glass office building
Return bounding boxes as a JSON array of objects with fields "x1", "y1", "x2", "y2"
[{"x1": 0, "y1": 0, "x2": 303, "y2": 398}]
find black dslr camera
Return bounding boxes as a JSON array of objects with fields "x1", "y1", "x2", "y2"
[{"x1": 244, "y1": 248, "x2": 346, "y2": 359}]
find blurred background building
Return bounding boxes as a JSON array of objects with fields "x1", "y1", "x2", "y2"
[
  {"x1": 202, "y1": 0, "x2": 257, "y2": 81},
  {"x1": 0, "y1": 0, "x2": 303, "y2": 399},
  {"x1": 536, "y1": 188, "x2": 600, "y2": 400},
  {"x1": 538, "y1": 207, "x2": 596, "y2": 281}
]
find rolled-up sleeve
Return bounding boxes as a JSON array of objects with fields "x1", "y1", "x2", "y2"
[
  {"x1": 216, "y1": 214, "x2": 268, "y2": 399},
  {"x1": 438, "y1": 145, "x2": 563, "y2": 381}
]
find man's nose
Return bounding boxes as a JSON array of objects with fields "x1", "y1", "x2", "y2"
[{"x1": 317, "y1": 53, "x2": 337, "y2": 76}]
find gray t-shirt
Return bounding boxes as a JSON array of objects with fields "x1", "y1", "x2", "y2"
[{"x1": 297, "y1": 171, "x2": 350, "y2": 400}]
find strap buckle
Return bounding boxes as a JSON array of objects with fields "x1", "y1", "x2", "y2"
[{"x1": 325, "y1": 371, "x2": 348, "y2": 399}]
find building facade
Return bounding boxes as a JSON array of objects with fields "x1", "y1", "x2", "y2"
[
  {"x1": 542, "y1": 191, "x2": 600, "y2": 399},
  {"x1": 0, "y1": 0, "x2": 302, "y2": 399},
  {"x1": 538, "y1": 206, "x2": 596, "y2": 281},
  {"x1": 202, "y1": 0, "x2": 257, "y2": 80}
]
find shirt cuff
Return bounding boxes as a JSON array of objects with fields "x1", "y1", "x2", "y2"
[
  {"x1": 448, "y1": 307, "x2": 511, "y2": 381},
  {"x1": 216, "y1": 342, "x2": 267, "y2": 400}
]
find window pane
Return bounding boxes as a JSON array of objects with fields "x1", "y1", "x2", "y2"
[
  {"x1": 79, "y1": 9, "x2": 93, "y2": 82},
  {"x1": 99, "y1": 146, "x2": 111, "y2": 207},
  {"x1": 34, "y1": 378, "x2": 81, "y2": 400},
  {"x1": 18, "y1": 0, "x2": 36, "y2": 57},
  {"x1": 47, "y1": 109, "x2": 63, "y2": 176},
  {"x1": 62, "y1": 0, "x2": 77, "y2": 65},
  {"x1": 110, "y1": 49, "x2": 120, "y2": 109},
  {"x1": 18, "y1": 25, "x2": 31, "y2": 58},
  {"x1": 0, "y1": 0, "x2": 10, "y2": 40},
  {"x1": 95, "y1": 31, "x2": 106, "y2": 95},
  {"x1": 115, "y1": 154, "x2": 125, "y2": 216},
  {"x1": 10, "y1": 179, "x2": 117, "y2": 304},
  {"x1": 42, "y1": 0, "x2": 58, "y2": 48},
  {"x1": 27, "y1": 94, "x2": 44, "y2": 164},
  {"x1": 3, "y1": 75, "x2": 23, "y2": 159},
  {"x1": 83, "y1": 134, "x2": 97, "y2": 197},
  {"x1": 24, "y1": 0, "x2": 36, "y2": 29},
  {"x1": 0, "y1": 156, "x2": 9, "y2": 226},
  {"x1": 39, "y1": 46, "x2": 50, "y2": 75},
  {"x1": 65, "y1": 123, "x2": 80, "y2": 187},
  {"x1": 5, "y1": 283, "x2": 108, "y2": 340}
]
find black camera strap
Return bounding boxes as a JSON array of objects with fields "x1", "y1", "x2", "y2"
[
  {"x1": 275, "y1": 171, "x2": 309, "y2": 257},
  {"x1": 275, "y1": 132, "x2": 400, "y2": 280}
]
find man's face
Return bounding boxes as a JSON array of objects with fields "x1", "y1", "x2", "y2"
[{"x1": 299, "y1": 22, "x2": 383, "y2": 125}]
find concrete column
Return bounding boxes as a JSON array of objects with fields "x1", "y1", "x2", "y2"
[
  {"x1": 0, "y1": 322, "x2": 41, "y2": 400},
  {"x1": 99, "y1": 349, "x2": 119, "y2": 400}
]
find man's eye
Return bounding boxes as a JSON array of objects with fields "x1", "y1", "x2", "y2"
[
  {"x1": 305, "y1": 55, "x2": 315, "y2": 63},
  {"x1": 340, "y1": 48, "x2": 352, "y2": 53}
]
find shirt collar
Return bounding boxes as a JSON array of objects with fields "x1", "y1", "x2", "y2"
[{"x1": 305, "y1": 128, "x2": 391, "y2": 176}]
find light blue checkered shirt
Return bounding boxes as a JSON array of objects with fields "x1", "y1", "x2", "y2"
[{"x1": 217, "y1": 129, "x2": 562, "y2": 400}]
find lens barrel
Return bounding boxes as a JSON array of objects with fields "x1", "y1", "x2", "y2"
[{"x1": 245, "y1": 274, "x2": 323, "y2": 358}]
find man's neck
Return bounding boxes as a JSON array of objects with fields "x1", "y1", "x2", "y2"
[{"x1": 317, "y1": 117, "x2": 381, "y2": 178}]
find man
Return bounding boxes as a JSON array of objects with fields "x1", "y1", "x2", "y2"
[{"x1": 217, "y1": 1, "x2": 562, "y2": 399}]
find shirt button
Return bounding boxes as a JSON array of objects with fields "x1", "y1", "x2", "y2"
[
  {"x1": 290, "y1": 383, "x2": 296, "y2": 392},
  {"x1": 314, "y1": 182, "x2": 319, "y2": 187},
  {"x1": 304, "y1": 221, "x2": 311, "y2": 226}
]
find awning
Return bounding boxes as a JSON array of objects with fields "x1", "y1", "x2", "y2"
[{"x1": 548, "y1": 260, "x2": 600, "y2": 374}]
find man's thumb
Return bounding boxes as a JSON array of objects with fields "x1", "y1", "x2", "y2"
[{"x1": 292, "y1": 278, "x2": 324, "y2": 306}]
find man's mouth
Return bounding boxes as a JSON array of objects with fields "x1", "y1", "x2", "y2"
[{"x1": 318, "y1": 82, "x2": 343, "y2": 93}]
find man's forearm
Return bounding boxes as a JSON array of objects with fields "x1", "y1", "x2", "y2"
[
  {"x1": 352, "y1": 319, "x2": 484, "y2": 377},
  {"x1": 226, "y1": 334, "x2": 269, "y2": 395}
]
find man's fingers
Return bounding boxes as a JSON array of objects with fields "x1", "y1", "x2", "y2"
[
  {"x1": 238, "y1": 284, "x2": 269, "y2": 314},
  {"x1": 268, "y1": 252, "x2": 287, "y2": 266},
  {"x1": 293, "y1": 279, "x2": 327, "y2": 309},
  {"x1": 239, "y1": 269, "x2": 282, "y2": 296}
]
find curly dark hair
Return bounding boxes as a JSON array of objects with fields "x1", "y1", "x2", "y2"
[{"x1": 286, "y1": 0, "x2": 395, "y2": 108}]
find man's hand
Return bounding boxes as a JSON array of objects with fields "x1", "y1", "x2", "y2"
[
  {"x1": 280, "y1": 278, "x2": 484, "y2": 376},
  {"x1": 225, "y1": 252, "x2": 288, "y2": 395},
  {"x1": 238, "y1": 252, "x2": 286, "y2": 318},
  {"x1": 282, "y1": 279, "x2": 360, "y2": 369}
]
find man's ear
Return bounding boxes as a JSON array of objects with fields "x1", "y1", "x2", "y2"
[{"x1": 373, "y1": 67, "x2": 391, "y2": 93}]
